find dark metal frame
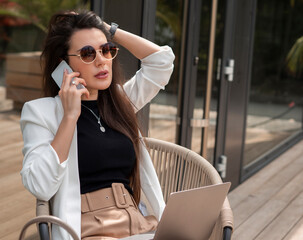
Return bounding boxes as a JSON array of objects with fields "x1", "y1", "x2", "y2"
[
  {"x1": 214, "y1": 0, "x2": 260, "y2": 188},
  {"x1": 177, "y1": 0, "x2": 202, "y2": 148},
  {"x1": 91, "y1": 0, "x2": 104, "y2": 16},
  {"x1": 230, "y1": 0, "x2": 258, "y2": 185},
  {"x1": 213, "y1": 0, "x2": 237, "y2": 185}
]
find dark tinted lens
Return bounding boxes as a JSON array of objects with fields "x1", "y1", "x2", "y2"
[
  {"x1": 80, "y1": 46, "x2": 96, "y2": 62},
  {"x1": 101, "y1": 43, "x2": 117, "y2": 59}
]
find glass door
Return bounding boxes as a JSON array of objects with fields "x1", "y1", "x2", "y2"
[
  {"x1": 213, "y1": 0, "x2": 303, "y2": 186},
  {"x1": 149, "y1": 0, "x2": 218, "y2": 164},
  {"x1": 190, "y1": 0, "x2": 223, "y2": 164},
  {"x1": 148, "y1": 0, "x2": 184, "y2": 143},
  {"x1": 243, "y1": 0, "x2": 303, "y2": 177}
]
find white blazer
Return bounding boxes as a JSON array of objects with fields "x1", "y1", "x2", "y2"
[{"x1": 20, "y1": 46, "x2": 174, "y2": 239}]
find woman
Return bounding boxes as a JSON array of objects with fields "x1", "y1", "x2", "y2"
[{"x1": 20, "y1": 10, "x2": 174, "y2": 239}]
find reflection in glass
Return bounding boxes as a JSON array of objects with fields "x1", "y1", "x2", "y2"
[
  {"x1": 148, "y1": 0, "x2": 184, "y2": 143},
  {"x1": 190, "y1": 1, "x2": 209, "y2": 155},
  {"x1": 191, "y1": 0, "x2": 225, "y2": 164},
  {"x1": 244, "y1": 0, "x2": 303, "y2": 167}
]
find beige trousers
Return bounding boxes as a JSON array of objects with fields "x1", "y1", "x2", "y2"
[{"x1": 81, "y1": 183, "x2": 158, "y2": 240}]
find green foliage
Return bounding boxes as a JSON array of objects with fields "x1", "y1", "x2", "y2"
[
  {"x1": 285, "y1": 36, "x2": 303, "y2": 78},
  {"x1": 156, "y1": 0, "x2": 182, "y2": 41},
  {"x1": 0, "y1": 0, "x2": 89, "y2": 32}
]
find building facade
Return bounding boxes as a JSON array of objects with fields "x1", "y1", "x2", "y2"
[
  {"x1": 1, "y1": 0, "x2": 302, "y2": 189},
  {"x1": 94, "y1": 0, "x2": 303, "y2": 189}
]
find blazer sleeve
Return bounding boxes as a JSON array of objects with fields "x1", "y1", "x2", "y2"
[
  {"x1": 123, "y1": 46, "x2": 174, "y2": 113},
  {"x1": 20, "y1": 100, "x2": 68, "y2": 201},
  {"x1": 139, "y1": 139, "x2": 166, "y2": 220}
]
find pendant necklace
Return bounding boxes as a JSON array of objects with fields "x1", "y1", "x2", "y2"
[{"x1": 81, "y1": 104, "x2": 106, "y2": 133}]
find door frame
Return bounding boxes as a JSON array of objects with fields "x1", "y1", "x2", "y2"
[
  {"x1": 214, "y1": 0, "x2": 258, "y2": 188},
  {"x1": 213, "y1": 0, "x2": 303, "y2": 188},
  {"x1": 177, "y1": 0, "x2": 202, "y2": 148}
]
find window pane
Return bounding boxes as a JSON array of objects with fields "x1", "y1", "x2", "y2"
[
  {"x1": 244, "y1": 0, "x2": 303, "y2": 167},
  {"x1": 148, "y1": 0, "x2": 184, "y2": 143}
]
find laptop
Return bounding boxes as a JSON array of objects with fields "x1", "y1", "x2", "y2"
[{"x1": 120, "y1": 182, "x2": 231, "y2": 240}]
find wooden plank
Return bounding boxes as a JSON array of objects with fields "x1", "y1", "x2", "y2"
[
  {"x1": 6, "y1": 72, "x2": 43, "y2": 89},
  {"x1": 0, "y1": 120, "x2": 19, "y2": 131},
  {"x1": 0, "y1": 140, "x2": 23, "y2": 153},
  {"x1": 0, "y1": 172, "x2": 24, "y2": 194},
  {"x1": 0, "y1": 144, "x2": 23, "y2": 163},
  {"x1": 228, "y1": 140, "x2": 303, "y2": 208},
  {"x1": 0, "y1": 112, "x2": 37, "y2": 240},
  {"x1": 4, "y1": 231, "x2": 39, "y2": 240},
  {"x1": 0, "y1": 206, "x2": 36, "y2": 240},
  {"x1": 255, "y1": 191, "x2": 303, "y2": 240},
  {"x1": 0, "y1": 111, "x2": 21, "y2": 122},
  {"x1": 0, "y1": 99, "x2": 13, "y2": 112},
  {"x1": 0, "y1": 156, "x2": 23, "y2": 179},
  {"x1": 6, "y1": 52, "x2": 42, "y2": 74},
  {"x1": 6, "y1": 86, "x2": 42, "y2": 103},
  {"x1": 232, "y1": 169, "x2": 303, "y2": 239},
  {"x1": 0, "y1": 130, "x2": 22, "y2": 147},
  {"x1": 0, "y1": 87, "x2": 7, "y2": 101},
  {"x1": 0, "y1": 189, "x2": 35, "y2": 224},
  {"x1": 283, "y1": 216, "x2": 303, "y2": 240},
  {"x1": 0, "y1": 123, "x2": 22, "y2": 137},
  {"x1": 230, "y1": 151, "x2": 303, "y2": 229}
]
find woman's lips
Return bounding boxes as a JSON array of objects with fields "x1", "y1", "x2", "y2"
[{"x1": 95, "y1": 70, "x2": 108, "y2": 79}]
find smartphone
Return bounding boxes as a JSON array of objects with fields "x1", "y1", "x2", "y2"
[{"x1": 51, "y1": 60, "x2": 85, "y2": 89}]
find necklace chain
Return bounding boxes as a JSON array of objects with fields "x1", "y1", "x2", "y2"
[{"x1": 81, "y1": 104, "x2": 106, "y2": 133}]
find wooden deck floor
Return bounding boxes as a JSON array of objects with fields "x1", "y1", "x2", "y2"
[
  {"x1": 0, "y1": 110, "x2": 37, "y2": 240},
  {"x1": 0, "y1": 109, "x2": 302, "y2": 240},
  {"x1": 228, "y1": 138, "x2": 303, "y2": 240}
]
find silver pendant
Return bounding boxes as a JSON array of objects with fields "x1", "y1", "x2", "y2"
[
  {"x1": 97, "y1": 119, "x2": 106, "y2": 133},
  {"x1": 82, "y1": 104, "x2": 106, "y2": 133}
]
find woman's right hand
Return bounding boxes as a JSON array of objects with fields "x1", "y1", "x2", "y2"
[
  {"x1": 59, "y1": 69, "x2": 89, "y2": 120},
  {"x1": 51, "y1": 69, "x2": 89, "y2": 163}
]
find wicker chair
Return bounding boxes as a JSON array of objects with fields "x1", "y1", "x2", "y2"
[
  {"x1": 19, "y1": 137, "x2": 233, "y2": 240},
  {"x1": 144, "y1": 138, "x2": 233, "y2": 240}
]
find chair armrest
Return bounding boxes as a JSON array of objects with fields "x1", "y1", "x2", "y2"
[
  {"x1": 39, "y1": 223, "x2": 50, "y2": 240},
  {"x1": 25, "y1": 199, "x2": 79, "y2": 240},
  {"x1": 36, "y1": 199, "x2": 50, "y2": 216},
  {"x1": 220, "y1": 199, "x2": 234, "y2": 228},
  {"x1": 36, "y1": 199, "x2": 51, "y2": 240},
  {"x1": 19, "y1": 216, "x2": 80, "y2": 240}
]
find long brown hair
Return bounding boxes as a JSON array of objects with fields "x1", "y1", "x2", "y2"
[{"x1": 41, "y1": 10, "x2": 142, "y2": 204}]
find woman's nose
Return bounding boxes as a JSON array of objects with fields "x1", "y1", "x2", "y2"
[{"x1": 95, "y1": 50, "x2": 106, "y2": 65}]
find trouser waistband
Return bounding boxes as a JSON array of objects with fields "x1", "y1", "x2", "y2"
[{"x1": 81, "y1": 183, "x2": 135, "y2": 213}]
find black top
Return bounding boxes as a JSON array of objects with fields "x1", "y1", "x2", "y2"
[{"x1": 77, "y1": 100, "x2": 136, "y2": 194}]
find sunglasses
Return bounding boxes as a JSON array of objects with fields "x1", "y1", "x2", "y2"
[{"x1": 67, "y1": 42, "x2": 119, "y2": 64}]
